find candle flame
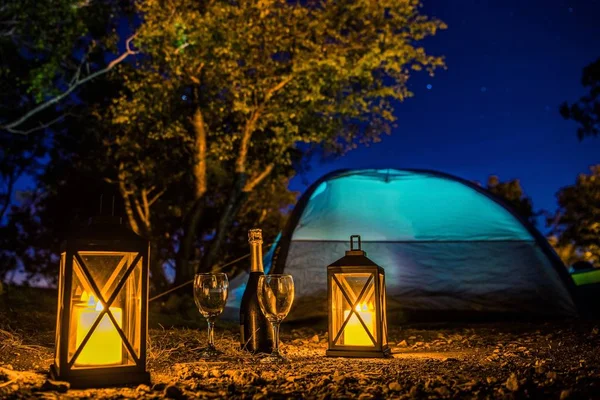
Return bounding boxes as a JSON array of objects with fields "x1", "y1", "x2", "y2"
[
  {"x1": 354, "y1": 303, "x2": 369, "y2": 312},
  {"x1": 80, "y1": 291, "x2": 104, "y2": 311}
]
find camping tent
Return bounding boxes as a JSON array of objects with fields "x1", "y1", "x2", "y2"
[{"x1": 228, "y1": 169, "x2": 578, "y2": 321}]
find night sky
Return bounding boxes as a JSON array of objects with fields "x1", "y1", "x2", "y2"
[{"x1": 289, "y1": 0, "x2": 600, "y2": 228}]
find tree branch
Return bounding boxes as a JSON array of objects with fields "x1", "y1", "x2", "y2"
[
  {"x1": 192, "y1": 107, "x2": 207, "y2": 199},
  {"x1": 4, "y1": 114, "x2": 66, "y2": 136},
  {"x1": 117, "y1": 163, "x2": 141, "y2": 235},
  {"x1": 132, "y1": 195, "x2": 148, "y2": 228},
  {"x1": 264, "y1": 75, "x2": 293, "y2": 102},
  {"x1": 235, "y1": 76, "x2": 293, "y2": 174},
  {"x1": 236, "y1": 108, "x2": 262, "y2": 174},
  {"x1": 1, "y1": 34, "x2": 138, "y2": 135},
  {"x1": 243, "y1": 163, "x2": 274, "y2": 192},
  {"x1": 0, "y1": 25, "x2": 15, "y2": 38},
  {"x1": 148, "y1": 189, "x2": 165, "y2": 207},
  {"x1": 141, "y1": 188, "x2": 150, "y2": 225}
]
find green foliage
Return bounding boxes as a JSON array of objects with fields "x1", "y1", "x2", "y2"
[
  {"x1": 547, "y1": 236, "x2": 583, "y2": 267},
  {"x1": 0, "y1": 0, "x2": 133, "y2": 281},
  {"x1": 106, "y1": 0, "x2": 445, "y2": 283},
  {"x1": 1, "y1": 0, "x2": 125, "y2": 108},
  {"x1": 113, "y1": 0, "x2": 445, "y2": 160},
  {"x1": 2, "y1": 0, "x2": 446, "y2": 288},
  {"x1": 560, "y1": 57, "x2": 600, "y2": 139},
  {"x1": 486, "y1": 176, "x2": 537, "y2": 225},
  {"x1": 549, "y1": 165, "x2": 600, "y2": 265}
]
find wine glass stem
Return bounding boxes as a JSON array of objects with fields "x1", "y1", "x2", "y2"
[
  {"x1": 207, "y1": 319, "x2": 216, "y2": 349},
  {"x1": 272, "y1": 322, "x2": 281, "y2": 356}
]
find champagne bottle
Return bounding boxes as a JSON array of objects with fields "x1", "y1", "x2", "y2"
[{"x1": 239, "y1": 228, "x2": 273, "y2": 353}]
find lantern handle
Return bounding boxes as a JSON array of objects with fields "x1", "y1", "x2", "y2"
[{"x1": 350, "y1": 235, "x2": 361, "y2": 251}]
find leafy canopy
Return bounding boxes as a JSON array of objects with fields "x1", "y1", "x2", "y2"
[
  {"x1": 560, "y1": 57, "x2": 600, "y2": 140},
  {"x1": 549, "y1": 165, "x2": 600, "y2": 265},
  {"x1": 104, "y1": 0, "x2": 447, "y2": 285},
  {"x1": 110, "y1": 0, "x2": 446, "y2": 173},
  {"x1": 486, "y1": 176, "x2": 537, "y2": 226}
]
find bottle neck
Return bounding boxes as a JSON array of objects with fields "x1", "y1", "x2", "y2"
[{"x1": 249, "y1": 241, "x2": 264, "y2": 273}]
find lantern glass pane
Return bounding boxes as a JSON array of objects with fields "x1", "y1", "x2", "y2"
[
  {"x1": 331, "y1": 272, "x2": 377, "y2": 347},
  {"x1": 380, "y1": 272, "x2": 387, "y2": 346},
  {"x1": 67, "y1": 251, "x2": 142, "y2": 368},
  {"x1": 54, "y1": 252, "x2": 66, "y2": 368}
]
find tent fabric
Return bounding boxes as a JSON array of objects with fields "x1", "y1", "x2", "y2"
[
  {"x1": 281, "y1": 241, "x2": 575, "y2": 320},
  {"x1": 269, "y1": 169, "x2": 578, "y2": 320},
  {"x1": 295, "y1": 169, "x2": 532, "y2": 241}
]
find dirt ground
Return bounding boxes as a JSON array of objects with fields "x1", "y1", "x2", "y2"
[
  {"x1": 1, "y1": 316, "x2": 600, "y2": 399},
  {"x1": 1, "y1": 287, "x2": 599, "y2": 398}
]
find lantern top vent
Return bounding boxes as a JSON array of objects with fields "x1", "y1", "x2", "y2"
[
  {"x1": 346, "y1": 235, "x2": 365, "y2": 256},
  {"x1": 328, "y1": 235, "x2": 383, "y2": 271},
  {"x1": 61, "y1": 215, "x2": 148, "y2": 252}
]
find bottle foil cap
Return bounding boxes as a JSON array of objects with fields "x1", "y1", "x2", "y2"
[{"x1": 248, "y1": 228, "x2": 263, "y2": 243}]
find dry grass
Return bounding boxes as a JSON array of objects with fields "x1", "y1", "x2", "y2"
[
  {"x1": 0, "y1": 321, "x2": 600, "y2": 399},
  {"x1": 0, "y1": 329, "x2": 48, "y2": 355},
  {"x1": 2, "y1": 287, "x2": 600, "y2": 399}
]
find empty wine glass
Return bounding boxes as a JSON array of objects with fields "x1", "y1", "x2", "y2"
[
  {"x1": 193, "y1": 273, "x2": 229, "y2": 358},
  {"x1": 257, "y1": 274, "x2": 294, "y2": 363}
]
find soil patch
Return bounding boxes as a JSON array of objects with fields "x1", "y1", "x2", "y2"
[{"x1": 1, "y1": 318, "x2": 599, "y2": 399}]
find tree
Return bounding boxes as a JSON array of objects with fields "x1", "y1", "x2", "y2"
[
  {"x1": 108, "y1": 0, "x2": 446, "y2": 285},
  {"x1": 548, "y1": 165, "x2": 600, "y2": 265},
  {"x1": 486, "y1": 176, "x2": 538, "y2": 225},
  {"x1": 0, "y1": 0, "x2": 136, "y2": 136},
  {"x1": 547, "y1": 236, "x2": 583, "y2": 268},
  {"x1": 0, "y1": 74, "x2": 128, "y2": 283},
  {"x1": 560, "y1": 57, "x2": 600, "y2": 139},
  {"x1": 0, "y1": 1, "x2": 148, "y2": 285}
]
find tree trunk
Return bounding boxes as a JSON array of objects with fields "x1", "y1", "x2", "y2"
[
  {"x1": 198, "y1": 174, "x2": 248, "y2": 273},
  {"x1": 149, "y1": 242, "x2": 168, "y2": 293},
  {"x1": 174, "y1": 197, "x2": 205, "y2": 286}
]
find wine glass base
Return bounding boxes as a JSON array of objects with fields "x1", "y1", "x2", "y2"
[
  {"x1": 196, "y1": 347, "x2": 224, "y2": 359},
  {"x1": 259, "y1": 353, "x2": 290, "y2": 364}
]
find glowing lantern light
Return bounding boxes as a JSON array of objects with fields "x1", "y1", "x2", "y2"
[
  {"x1": 74, "y1": 292, "x2": 123, "y2": 366},
  {"x1": 343, "y1": 303, "x2": 374, "y2": 346},
  {"x1": 51, "y1": 216, "x2": 150, "y2": 388},
  {"x1": 327, "y1": 235, "x2": 390, "y2": 358}
]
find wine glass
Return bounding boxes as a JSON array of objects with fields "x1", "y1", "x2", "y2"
[
  {"x1": 257, "y1": 274, "x2": 294, "y2": 363},
  {"x1": 193, "y1": 273, "x2": 229, "y2": 358}
]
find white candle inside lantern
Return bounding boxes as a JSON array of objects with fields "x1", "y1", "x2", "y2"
[
  {"x1": 75, "y1": 292, "x2": 123, "y2": 366},
  {"x1": 343, "y1": 303, "x2": 374, "y2": 346}
]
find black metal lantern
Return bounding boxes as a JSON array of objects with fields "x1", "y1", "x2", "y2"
[
  {"x1": 327, "y1": 235, "x2": 390, "y2": 358},
  {"x1": 51, "y1": 216, "x2": 150, "y2": 388}
]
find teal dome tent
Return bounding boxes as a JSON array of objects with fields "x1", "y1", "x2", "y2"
[{"x1": 264, "y1": 169, "x2": 578, "y2": 321}]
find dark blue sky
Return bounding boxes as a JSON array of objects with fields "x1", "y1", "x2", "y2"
[{"x1": 289, "y1": 0, "x2": 600, "y2": 225}]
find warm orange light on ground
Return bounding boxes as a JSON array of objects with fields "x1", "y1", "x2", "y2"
[
  {"x1": 75, "y1": 293, "x2": 122, "y2": 366},
  {"x1": 343, "y1": 303, "x2": 374, "y2": 346}
]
